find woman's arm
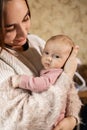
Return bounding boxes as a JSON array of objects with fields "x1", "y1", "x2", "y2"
[
  {"x1": 53, "y1": 46, "x2": 81, "y2": 130},
  {"x1": 64, "y1": 45, "x2": 79, "y2": 79},
  {"x1": 65, "y1": 83, "x2": 82, "y2": 124}
]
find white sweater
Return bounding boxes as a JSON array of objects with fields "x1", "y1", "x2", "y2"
[{"x1": 0, "y1": 34, "x2": 81, "y2": 130}]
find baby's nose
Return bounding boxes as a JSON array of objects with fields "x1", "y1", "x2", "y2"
[{"x1": 47, "y1": 56, "x2": 52, "y2": 61}]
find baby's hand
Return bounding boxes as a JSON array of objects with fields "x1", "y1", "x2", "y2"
[{"x1": 11, "y1": 75, "x2": 20, "y2": 88}]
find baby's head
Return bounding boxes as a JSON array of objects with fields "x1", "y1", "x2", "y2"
[{"x1": 41, "y1": 34, "x2": 75, "y2": 69}]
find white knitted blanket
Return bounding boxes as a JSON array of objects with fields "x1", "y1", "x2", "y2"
[{"x1": 0, "y1": 49, "x2": 77, "y2": 130}]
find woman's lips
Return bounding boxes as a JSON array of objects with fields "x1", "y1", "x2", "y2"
[
  {"x1": 12, "y1": 38, "x2": 27, "y2": 50},
  {"x1": 14, "y1": 38, "x2": 27, "y2": 46}
]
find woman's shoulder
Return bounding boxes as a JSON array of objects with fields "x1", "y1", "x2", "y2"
[
  {"x1": 27, "y1": 34, "x2": 46, "y2": 54},
  {"x1": 27, "y1": 34, "x2": 45, "y2": 47}
]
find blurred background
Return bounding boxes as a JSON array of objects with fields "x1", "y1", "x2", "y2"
[{"x1": 29, "y1": 0, "x2": 87, "y2": 64}]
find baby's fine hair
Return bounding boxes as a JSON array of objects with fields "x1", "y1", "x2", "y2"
[{"x1": 46, "y1": 34, "x2": 75, "y2": 47}]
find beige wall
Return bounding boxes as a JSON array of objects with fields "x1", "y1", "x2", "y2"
[{"x1": 29, "y1": 0, "x2": 87, "y2": 64}]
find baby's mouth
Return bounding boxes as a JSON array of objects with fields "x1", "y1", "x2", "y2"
[{"x1": 44, "y1": 63, "x2": 50, "y2": 68}]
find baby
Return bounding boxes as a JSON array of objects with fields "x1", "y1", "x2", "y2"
[
  {"x1": 11, "y1": 34, "x2": 81, "y2": 129},
  {"x1": 12, "y1": 34, "x2": 74, "y2": 92}
]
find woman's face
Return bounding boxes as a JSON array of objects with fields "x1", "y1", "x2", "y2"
[{"x1": 4, "y1": 0, "x2": 31, "y2": 49}]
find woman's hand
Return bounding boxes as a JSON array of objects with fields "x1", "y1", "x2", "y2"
[
  {"x1": 64, "y1": 45, "x2": 79, "y2": 79},
  {"x1": 53, "y1": 116, "x2": 77, "y2": 130}
]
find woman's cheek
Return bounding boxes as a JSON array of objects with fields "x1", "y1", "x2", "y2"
[
  {"x1": 4, "y1": 31, "x2": 16, "y2": 44},
  {"x1": 26, "y1": 20, "x2": 31, "y2": 32}
]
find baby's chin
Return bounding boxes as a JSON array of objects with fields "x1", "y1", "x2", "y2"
[
  {"x1": 43, "y1": 66, "x2": 49, "y2": 70},
  {"x1": 44, "y1": 65, "x2": 52, "y2": 70}
]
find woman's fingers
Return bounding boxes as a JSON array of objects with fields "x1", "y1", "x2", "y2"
[
  {"x1": 70, "y1": 45, "x2": 79, "y2": 58},
  {"x1": 64, "y1": 45, "x2": 79, "y2": 79}
]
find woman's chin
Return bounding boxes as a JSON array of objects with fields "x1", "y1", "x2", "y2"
[
  {"x1": 12, "y1": 39, "x2": 27, "y2": 50},
  {"x1": 17, "y1": 39, "x2": 27, "y2": 46}
]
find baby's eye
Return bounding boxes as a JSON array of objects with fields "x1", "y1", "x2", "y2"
[
  {"x1": 54, "y1": 55, "x2": 59, "y2": 58},
  {"x1": 44, "y1": 51, "x2": 49, "y2": 55}
]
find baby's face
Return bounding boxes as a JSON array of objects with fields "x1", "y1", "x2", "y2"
[{"x1": 41, "y1": 40, "x2": 72, "y2": 69}]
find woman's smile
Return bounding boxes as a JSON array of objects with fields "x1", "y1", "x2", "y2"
[{"x1": 14, "y1": 38, "x2": 27, "y2": 46}]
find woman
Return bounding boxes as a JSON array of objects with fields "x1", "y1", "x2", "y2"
[{"x1": 0, "y1": 0, "x2": 81, "y2": 130}]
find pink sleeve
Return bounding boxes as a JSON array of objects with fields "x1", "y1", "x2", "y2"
[{"x1": 19, "y1": 69, "x2": 62, "y2": 92}]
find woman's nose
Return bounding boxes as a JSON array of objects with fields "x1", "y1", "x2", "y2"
[{"x1": 17, "y1": 23, "x2": 27, "y2": 37}]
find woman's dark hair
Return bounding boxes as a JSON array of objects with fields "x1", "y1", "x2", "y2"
[
  {"x1": 0, "y1": 0, "x2": 4, "y2": 50},
  {"x1": 25, "y1": 0, "x2": 31, "y2": 18},
  {"x1": 0, "y1": 0, "x2": 31, "y2": 51}
]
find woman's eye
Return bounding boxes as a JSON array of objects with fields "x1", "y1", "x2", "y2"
[
  {"x1": 23, "y1": 15, "x2": 30, "y2": 22},
  {"x1": 5, "y1": 26, "x2": 15, "y2": 32}
]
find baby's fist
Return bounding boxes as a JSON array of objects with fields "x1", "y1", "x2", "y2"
[{"x1": 11, "y1": 75, "x2": 20, "y2": 88}]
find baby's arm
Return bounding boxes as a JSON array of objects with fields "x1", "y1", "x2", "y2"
[{"x1": 11, "y1": 69, "x2": 62, "y2": 92}]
